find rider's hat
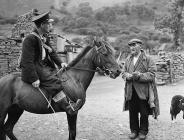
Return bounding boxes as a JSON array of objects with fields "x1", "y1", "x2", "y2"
[
  {"x1": 128, "y1": 38, "x2": 143, "y2": 46},
  {"x1": 32, "y1": 10, "x2": 54, "y2": 24}
]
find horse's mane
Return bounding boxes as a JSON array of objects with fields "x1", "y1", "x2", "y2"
[{"x1": 67, "y1": 45, "x2": 93, "y2": 67}]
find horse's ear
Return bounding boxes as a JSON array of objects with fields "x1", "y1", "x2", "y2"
[
  {"x1": 95, "y1": 42, "x2": 108, "y2": 54},
  {"x1": 93, "y1": 40, "x2": 101, "y2": 48}
]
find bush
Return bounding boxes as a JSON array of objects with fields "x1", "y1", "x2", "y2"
[
  {"x1": 74, "y1": 28, "x2": 97, "y2": 35},
  {"x1": 159, "y1": 34, "x2": 172, "y2": 43},
  {"x1": 129, "y1": 26, "x2": 141, "y2": 34},
  {"x1": 75, "y1": 17, "x2": 90, "y2": 28},
  {"x1": 72, "y1": 37, "x2": 83, "y2": 44},
  {"x1": 152, "y1": 32, "x2": 160, "y2": 41},
  {"x1": 0, "y1": 18, "x2": 16, "y2": 25},
  {"x1": 145, "y1": 40, "x2": 159, "y2": 54},
  {"x1": 120, "y1": 30, "x2": 130, "y2": 35}
]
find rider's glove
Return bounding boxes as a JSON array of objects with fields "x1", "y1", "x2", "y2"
[
  {"x1": 32, "y1": 79, "x2": 40, "y2": 88},
  {"x1": 61, "y1": 62, "x2": 68, "y2": 68}
]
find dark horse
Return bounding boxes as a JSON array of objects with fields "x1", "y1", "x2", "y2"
[{"x1": 0, "y1": 40, "x2": 121, "y2": 140}]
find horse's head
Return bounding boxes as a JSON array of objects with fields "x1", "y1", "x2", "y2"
[{"x1": 92, "y1": 39, "x2": 121, "y2": 79}]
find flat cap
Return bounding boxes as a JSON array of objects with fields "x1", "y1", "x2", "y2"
[
  {"x1": 32, "y1": 11, "x2": 53, "y2": 24},
  {"x1": 128, "y1": 38, "x2": 143, "y2": 45}
]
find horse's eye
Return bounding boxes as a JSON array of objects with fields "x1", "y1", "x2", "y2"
[
  {"x1": 103, "y1": 53, "x2": 108, "y2": 56},
  {"x1": 106, "y1": 63, "x2": 112, "y2": 67}
]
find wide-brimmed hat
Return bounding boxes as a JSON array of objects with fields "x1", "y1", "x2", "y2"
[
  {"x1": 128, "y1": 38, "x2": 143, "y2": 46},
  {"x1": 32, "y1": 11, "x2": 54, "y2": 24}
]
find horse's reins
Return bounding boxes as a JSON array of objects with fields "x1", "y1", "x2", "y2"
[
  {"x1": 56, "y1": 44, "x2": 109, "y2": 74},
  {"x1": 56, "y1": 66, "x2": 99, "y2": 75}
]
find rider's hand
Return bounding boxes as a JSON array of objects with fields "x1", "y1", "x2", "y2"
[
  {"x1": 32, "y1": 79, "x2": 40, "y2": 88},
  {"x1": 61, "y1": 62, "x2": 68, "y2": 68}
]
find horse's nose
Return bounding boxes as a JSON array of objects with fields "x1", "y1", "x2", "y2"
[{"x1": 116, "y1": 69, "x2": 121, "y2": 76}]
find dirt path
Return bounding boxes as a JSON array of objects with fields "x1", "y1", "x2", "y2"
[{"x1": 13, "y1": 76, "x2": 184, "y2": 140}]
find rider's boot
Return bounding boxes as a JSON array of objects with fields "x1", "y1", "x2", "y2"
[{"x1": 60, "y1": 97, "x2": 83, "y2": 115}]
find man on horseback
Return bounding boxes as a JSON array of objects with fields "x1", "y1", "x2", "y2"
[{"x1": 20, "y1": 10, "x2": 79, "y2": 114}]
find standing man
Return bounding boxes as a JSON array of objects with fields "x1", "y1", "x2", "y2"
[
  {"x1": 122, "y1": 39, "x2": 159, "y2": 140},
  {"x1": 20, "y1": 10, "x2": 80, "y2": 114}
]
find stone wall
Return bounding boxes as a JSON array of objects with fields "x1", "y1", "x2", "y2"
[
  {"x1": 155, "y1": 53, "x2": 184, "y2": 85},
  {"x1": 0, "y1": 39, "x2": 21, "y2": 77}
]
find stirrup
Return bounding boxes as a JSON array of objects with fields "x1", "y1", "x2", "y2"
[{"x1": 69, "y1": 99, "x2": 83, "y2": 112}]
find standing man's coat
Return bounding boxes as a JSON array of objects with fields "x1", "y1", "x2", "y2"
[{"x1": 123, "y1": 50, "x2": 160, "y2": 117}]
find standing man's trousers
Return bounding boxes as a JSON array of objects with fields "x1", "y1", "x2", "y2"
[{"x1": 128, "y1": 86, "x2": 149, "y2": 135}]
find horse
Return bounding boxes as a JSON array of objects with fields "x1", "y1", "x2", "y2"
[
  {"x1": 170, "y1": 95, "x2": 184, "y2": 120},
  {"x1": 0, "y1": 40, "x2": 121, "y2": 140}
]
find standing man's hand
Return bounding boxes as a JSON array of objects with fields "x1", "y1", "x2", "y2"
[
  {"x1": 61, "y1": 62, "x2": 68, "y2": 68},
  {"x1": 132, "y1": 71, "x2": 141, "y2": 80},
  {"x1": 122, "y1": 72, "x2": 133, "y2": 81},
  {"x1": 126, "y1": 73, "x2": 133, "y2": 80},
  {"x1": 32, "y1": 79, "x2": 40, "y2": 87}
]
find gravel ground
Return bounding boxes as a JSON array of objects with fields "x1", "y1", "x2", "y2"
[{"x1": 11, "y1": 76, "x2": 184, "y2": 140}]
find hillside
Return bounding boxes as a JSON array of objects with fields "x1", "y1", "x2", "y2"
[
  {"x1": 0, "y1": 0, "x2": 168, "y2": 17},
  {"x1": 0, "y1": 0, "x2": 53, "y2": 17}
]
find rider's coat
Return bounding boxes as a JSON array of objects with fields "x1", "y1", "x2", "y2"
[{"x1": 20, "y1": 29, "x2": 63, "y2": 96}]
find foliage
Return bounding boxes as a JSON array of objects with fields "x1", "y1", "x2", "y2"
[
  {"x1": 129, "y1": 26, "x2": 141, "y2": 34},
  {"x1": 130, "y1": 4, "x2": 155, "y2": 20},
  {"x1": 95, "y1": 7, "x2": 116, "y2": 23},
  {"x1": 75, "y1": 17, "x2": 91, "y2": 28},
  {"x1": 57, "y1": 1, "x2": 158, "y2": 36},
  {"x1": 76, "y1": 2, "x2": 94, "y2": 18},
  {"x1": 0, "y1": 18, "x2": 16, "y2": 25},
  {"x1": 71, "y1": 37, "x2": 83, "y2": 44},
  {"x1": 154, "y1": 0, "x2": 184, "y2": 49},
  {"x1": 159, "y1": 34, "x2": 172, "y2": 43}
]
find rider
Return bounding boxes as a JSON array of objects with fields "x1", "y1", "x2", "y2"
[{"x1": 20, "y1": 10, "x2": 79, "y2": 114}]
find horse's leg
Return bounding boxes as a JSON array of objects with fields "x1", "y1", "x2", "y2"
[
  {"x1": 0, "y1": 114, "x2": 7, "y2": 140},
  {"x1": 4, "y1": 105, "x2": 24, "y2": 140},
  {"x1": 0, "y1": 106, "x2": 8, "y2": 140},
  {"x1": 66, "y1": 112, "x2": 78, "y2": 140}
]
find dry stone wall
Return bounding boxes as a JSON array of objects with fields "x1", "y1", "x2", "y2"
[
  {"x1": 155, "y1": 53, "x2": 184, "y2": 85},
  {"x1": 0, "y1": 39, "x2": 21, "y2": 77}
]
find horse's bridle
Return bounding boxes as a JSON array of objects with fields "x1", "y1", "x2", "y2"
[
  {"x1": 93, "y1": 41, "x2": 113, "y2": 75},
  {"x1": 57, "y1": 41, "x2": 112, "y2": 75}
]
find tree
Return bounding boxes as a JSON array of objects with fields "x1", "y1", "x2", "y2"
[
  {"x1": 95, "y1": 7, "x2": 116, "y2": 23},
  {"x1": 75, "y1": 17, "x2": 90, "y2": 28},
  {"x1": 76, "y1": 2, "x2": 94, "y2": 18},
  {"x1": 154, "y1": 0, "x2": 184, "y2": 49}
]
